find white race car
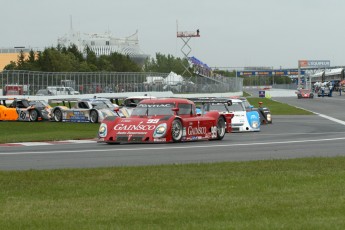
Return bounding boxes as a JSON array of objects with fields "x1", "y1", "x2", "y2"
[{"x1": 203, "y1": 98, "x2": 261, "y2": 132}]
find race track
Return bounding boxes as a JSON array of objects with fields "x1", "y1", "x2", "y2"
[{"x1": 1, "y1": 93, "x2": 345, "y2": 171}]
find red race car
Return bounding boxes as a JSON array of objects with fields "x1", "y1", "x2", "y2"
[
  {"x1": 297, "y1": 89, "x2": 314, "y2": 99},
  {"x1": 98, "y1": 98, "x2": 234, "y2": 144}
]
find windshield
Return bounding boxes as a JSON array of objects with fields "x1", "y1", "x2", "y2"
[
  {"x1": 131, "y1": 103, "x2": 175, "y2": 116},
  {"x1": 124, "y1": 98, "x2": 143, "y2": 107},
  {"x1": 300, "y1": 89, "x2": 311, "y2": 93},
  {"x1": 207, "y1": 102, "x2": 244, "y2": 112},
  {"x1": 91, "y1": 100, "x2": 115, "y2": 109},
  {"x1": 242, "y1": 100, "x2": 251, "y2": 108}
]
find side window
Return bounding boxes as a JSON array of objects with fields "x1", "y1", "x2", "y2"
[
  {"x1": 178, "y1": 103, "x2": 194, "y2": 115},
  {"x1": 78, "y1": 102, "x2": 88, "y2": 109}
]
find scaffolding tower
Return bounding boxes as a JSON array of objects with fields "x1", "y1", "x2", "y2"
[{"x1": 177, "y1": 28, "x2": 200, "y2": 76}]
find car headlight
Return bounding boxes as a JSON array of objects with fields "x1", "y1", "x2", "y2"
[
  {"x1": 266, "y1": 113, "x2": 272, "y2": 121},
  {"x1": 153, "y1": 123, "x2": 167, "y2": 138},
  {"x1": 251, "y1": 121, "x2": 259, "y2": 129},
  {"x1": 99, "y1": 123, "x2": 107, "y2": 138}
]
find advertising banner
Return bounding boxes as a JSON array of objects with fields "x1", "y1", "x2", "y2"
[
  {"x1": 236, "y1": 69, "x2": 305, "y2": 77},
  {"x1": 298, "y1": 60, "x2": 330, "y2": 68}
]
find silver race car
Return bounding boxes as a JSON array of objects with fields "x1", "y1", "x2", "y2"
[{"x1": 51, "y1": 98, "x2": 123, "y2": 123}]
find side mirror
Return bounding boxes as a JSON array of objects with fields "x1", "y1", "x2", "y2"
[
  {"x1": 114, "y1": 107, "x2": 120, "y2": 112},
  {"x1": 226, "y1": 100, "x2": 232, "y2": 106},
  {"x1": 172, "y1": 107, "x2": 179, "y2": 112}
]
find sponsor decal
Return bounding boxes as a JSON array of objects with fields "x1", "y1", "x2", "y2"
[
  {"x1": 187, "y1": 126, "x2": 207, "y2": 135},
  {"x1": 66, "y1": 111, "x2": 88, "y2": 121},
  {"x1": 182, "y1": 127, "x2": 187, "y2": 136},
  {"x1": 126, "y1": 132, "x2": 147, "y2": 135},
  {"x1": 211, "y1": 126, "x2": 217, "y2": 138},
  {"x1": 116, "y1": 131, "x2": 148, "y2": 135},
  {"x1": 154, "y1": 138, "x2": 166, "y2": 142},
  {"x1": 114, "y1": 121, "x2": 156, "y2": 131},
  {"x1": 147, "y1": 119, "x2": 160, "y2": 124},
  {"x1": 137, "y1": 103, "x2": 173, "y2": 108}
]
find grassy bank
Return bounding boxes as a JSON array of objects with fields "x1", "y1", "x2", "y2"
[
  {"x1": 247, "y1": 97, "x2": 313, "y2": 115},
  {"x1": 0, "y1": 122, "x2": 99, "y2": 143},
  {"x1": 1, "y1": 157, "x2": 345, "y2": 229}
]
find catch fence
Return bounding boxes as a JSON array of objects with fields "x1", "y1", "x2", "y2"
[{"x1": 0, "y1": 70, "x2": 243, "y2": 96}]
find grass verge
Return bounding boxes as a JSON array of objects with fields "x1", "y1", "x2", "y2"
[
  {"x1": 1, "y1": 157, "x2": 345, "y2": 229},
  {"x1": 0, "y1": 122, "x2": 99, "y2": 143},
  {"x1": 247, "y1": 97, "x2": 314, "y2": 115}
]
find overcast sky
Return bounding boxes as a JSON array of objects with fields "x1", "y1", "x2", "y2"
[{"x1": 2, "y1": 0, "x2": 345, "y2": 70}]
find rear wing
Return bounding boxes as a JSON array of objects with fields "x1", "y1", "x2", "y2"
[
  {"x1": 189, "y1": 98, "x2": 232, "y2": 106},
  {"x1": 0, "y1": 97, "x2": 29, "y2": 106},
  {"x1": 48, "y1": 98, "x2": 81, "y2": 108},
  {"x1": 98, "y1": 96, "x2": 127, "y2": 106}
]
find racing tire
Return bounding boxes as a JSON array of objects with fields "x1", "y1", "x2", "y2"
[
  {"x1": 215, "y1": 116, "x2": 226, "y2": 140},
  {"x1": 29, "y1": 109, "x2": 39, "y2": 122},
  {"x1": 54, "y1": 109, "x2": 63, "y2": 122},
  {"x1": 171, "y1": 119, "x2": 183, "y2": 142},
  {"x1": 90, "y1": 110, "x2": 99, "y2": 123}
]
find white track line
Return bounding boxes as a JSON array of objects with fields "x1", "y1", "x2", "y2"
[
  {"x1": 1, "y1": 136, "x2": 345, "y2": 155},
  {"x1": 292, "y1": 104, "x2": 345, "y2": 126}
]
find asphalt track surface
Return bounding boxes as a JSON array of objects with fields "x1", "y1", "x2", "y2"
[{"x1": 1, "y1": 93, "x2": 345, "y2": 171}]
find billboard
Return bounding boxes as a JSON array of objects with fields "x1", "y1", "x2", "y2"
[
  {"x1": 298, "y1": 60, "x2": 330, "y2": 68},
  {"x1": 236, "y1": 69, "x2": 305, "y2": 77}
]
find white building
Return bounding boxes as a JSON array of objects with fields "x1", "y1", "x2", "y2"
[{"x1": 58, "y1": 27, "x2": 149, "y2": 65}]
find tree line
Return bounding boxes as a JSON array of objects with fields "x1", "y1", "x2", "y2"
[{"x1": 3, "y1": 45, "x2": 191, "y2": 75}]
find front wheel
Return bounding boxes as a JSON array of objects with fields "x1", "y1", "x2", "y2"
[
  {"x1": 171, "y1": 119, "x2": 183, "y2": 142},
  {"x1": 54, "y1": 109, "x2": 63, "y2": 122},
  {"x1": 216, "y1": 116, "x2": 226, "y2": 140},
  {"x1": 29, "y1": 109, "x2": 39, "y2": 121},
  {"x1": 90, "y1": 110, "x2": 99, "y2": 123}
]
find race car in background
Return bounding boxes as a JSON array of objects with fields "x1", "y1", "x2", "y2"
[
  {"x1": 0, "y1": 98, "x2": 52, "y2": 121},
  {"x1": 198, "y1": 98, "x2": 260, "y2": 132},
  {"x1": 120, "y1": 95, "x2": 156, "y2": 117},
  {"x1": 50, "y1": 98, "x2": 123, "y2": 123},
  {"x1": 238, "y1": 97, "x2": 272, "y2": 125},
  {"x1": 98, "y1": 98, "x2": 233, "y2": 144},
  {"x1": 296, "y1": 89, "x2": 314, "y2": 99}
]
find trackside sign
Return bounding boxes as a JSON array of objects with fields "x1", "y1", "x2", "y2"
[{"x1": 298, "y1": 60, "x2": 330, "y2": 68}]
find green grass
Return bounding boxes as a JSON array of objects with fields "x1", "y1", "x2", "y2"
[
  {"x1": 242, "y1": 91, "x2": 251, "y2": 97},
  {"x1": 0, "y1": 122, "x2": 99, "y2": 143},
  {"x1": 1, "y1": 157, "x2": 345, "y2": 229},
  {"x1": 247, "y1": 97, "x2": 313, "y2": 115}
]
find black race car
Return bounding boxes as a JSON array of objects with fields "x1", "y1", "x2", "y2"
[{"x1": 238, "y1": 97, "x2": 272, "y2": 124}]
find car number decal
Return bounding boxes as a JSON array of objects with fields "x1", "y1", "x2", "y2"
[
  {"x1": 19, "y1": 111, "x2": 27, "y2": 120},
  {"x1": 147, "y1": 119, "x2": 160, "y2": 124}
]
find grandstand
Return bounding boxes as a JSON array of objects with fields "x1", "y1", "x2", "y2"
[
  {"x1": 309, "y1": 68, "x2": 345, "y2": 83},
  {"x1": 188, "y1": 56, "x2": 232, "y2": 84}
]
